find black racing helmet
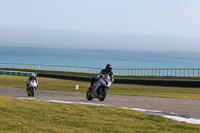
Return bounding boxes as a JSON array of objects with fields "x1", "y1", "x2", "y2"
[{"x1": 106, "y1": 64, "x2": 112, "y2": 71}]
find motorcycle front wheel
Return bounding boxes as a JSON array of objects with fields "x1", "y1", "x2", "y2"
[
  {"x1": 86, "y1": 90, "x2": 93, "y2": 101},
  {"x1": 98, "y1": 87, "x2": 107, "y2": 101},
  {"x1": 27, "y1": 90, "x2": 31, "y2": 97},
  {"x1": 31, "y1": 88, "x2": 34, "y2": 97}
]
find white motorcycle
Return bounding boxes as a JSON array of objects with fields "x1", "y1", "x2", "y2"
[{"x1": 27, "y1": 80, "x2": 38, "y2": 97}]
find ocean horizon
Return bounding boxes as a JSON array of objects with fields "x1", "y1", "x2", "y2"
[{"x1": 1, "y1": 45, "x2": 200, "y2": 69}]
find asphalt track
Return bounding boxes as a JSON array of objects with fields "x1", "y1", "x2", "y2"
[{"x1": 1, "y1": 86, "x2": 200, "y2": 119}]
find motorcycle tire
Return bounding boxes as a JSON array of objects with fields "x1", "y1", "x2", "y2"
[
  {"x1": 98, "y1": 87, "x2": 107, "y2": 101},
  {"x1": 86, "y1": 90, "x2": 93, "y2": 101},
  {"x1": 27, "y1": 90, "x2": 31, "y2": 97},
  {"x1": 31, "y1": 88, "x2": 34, "y2": 97}
]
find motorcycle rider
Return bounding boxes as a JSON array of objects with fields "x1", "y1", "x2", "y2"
[
  {"x1": 26, "y1": 74, "x2": 38, "y2": 91},
  {"x1": 88, "y1": 64, "x2": 114, "y2": 90}
]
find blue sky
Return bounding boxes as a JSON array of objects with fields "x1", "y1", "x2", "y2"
[{"x1": 0, "y1": 0, "x2": 200, "y2": 51}]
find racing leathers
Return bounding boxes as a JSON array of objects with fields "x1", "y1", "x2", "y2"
[{"x1": 89, "y1": 68, "x2": 114, "y2": 89}]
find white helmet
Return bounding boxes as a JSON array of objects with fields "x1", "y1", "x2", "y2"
[
  {"x1": 31, "y1": 74, "x2": 36, "y2": 79},
  {"x1": 31, "y1": 74, "x2": 36, "y2": 77}
]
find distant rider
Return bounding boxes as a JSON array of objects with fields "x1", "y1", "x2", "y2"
[
  {"x1": 88, "y1": 64, "x2": 114, "y2": 90},
  {"x1": 26, "y1": 74, "x2": 38, "y2": 91}
]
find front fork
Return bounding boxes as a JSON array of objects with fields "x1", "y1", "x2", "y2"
[{"x1": 28, "y1": 87, "x2": 36, "y2": 95}]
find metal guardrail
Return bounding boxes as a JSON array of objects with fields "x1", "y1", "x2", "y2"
[{"x1": 0, "y1": 63, "x2": 200, "y2": 77}]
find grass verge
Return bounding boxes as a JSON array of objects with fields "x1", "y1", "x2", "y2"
[
  {"x1": 0, "y1": 96, "x2": 200, "y2": 133},
  {"x1": 0, "y1": 75, "x2": 200, "y2": 99}
]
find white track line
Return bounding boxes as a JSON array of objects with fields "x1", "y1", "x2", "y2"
[{"x1": 17, "y1": 97, "x2": 200, "y2": 124}]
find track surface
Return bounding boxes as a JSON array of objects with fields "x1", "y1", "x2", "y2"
[{"x1": 0, "y1": 86, "x2": 200, "y2": 118}]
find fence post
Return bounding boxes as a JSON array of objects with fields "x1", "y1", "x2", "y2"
[
  {"x1": 163, "y1": 68, "x2": 164, "y2": 76},
  {"x1": 171, "y1": 69, "x2": 173, "y2": 76},
  {"x1": 159, "y1": 69, "x2": 160, "y2": 76},
  {"x1": 184, "y1": 68, "x2": 185, "y2": 77},
  {"x1": 175, "y1": 69, "x2": 177, "y2": 77},
  {"x1": 180, "y1": 69, "x2": 181, "y2": 77},
  {"x1": 188, "y1": 69, "x2": 190, "y2": 77},
  {"x1": 193, "y1": 69, "x2": 195, "y2": 77},
  {"x1": 134, "y1": 69, "x2": 136, "y2": 76}
]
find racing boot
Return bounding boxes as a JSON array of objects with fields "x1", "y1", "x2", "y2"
[
  {"x1": 88, "y1": 85, "x2": 92, "y2": 91},
  {"x1": 26, "y1": 86, "x2": 28, "y2": 91}
]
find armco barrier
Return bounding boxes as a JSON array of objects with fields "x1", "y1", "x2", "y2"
[
  {"x1": 38, "y1": 73, "x2": 200, "y2": 87},
  {"x1": 38, "y1": 73, "x2": 91, "y2": 82},
  {"x1": 115, "y1": 78, "x2": 200, "y2": 87},
  {"x1": 0, "y1": 70, "x2": 37, "y2": 76}
]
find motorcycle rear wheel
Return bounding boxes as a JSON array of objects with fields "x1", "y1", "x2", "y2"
[{"x1": 86, "y1": 90, "x2": 93, "y2": 101}]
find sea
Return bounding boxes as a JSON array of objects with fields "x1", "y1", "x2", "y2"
[{"x1": 1, "y1": 45, "x2": 200, "y2": 69}]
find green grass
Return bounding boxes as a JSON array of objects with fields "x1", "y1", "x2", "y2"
[
  {"x1": 1, "y1": 75, "x2": 200, "y2": 99},
  {"x1": 0, "y1": 96, "x2": 200, "y2": 133},
  {"x1": 1, "y1": 68, "x2": 200, "y2": 80}
]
